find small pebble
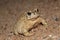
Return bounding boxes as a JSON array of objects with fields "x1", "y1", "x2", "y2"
[
  {"x1": 49, "y1": 35, "x2": 52, "y2": 37},
  {"x1": 52, "y1": 16, "x2": 59, "y2": 21}
]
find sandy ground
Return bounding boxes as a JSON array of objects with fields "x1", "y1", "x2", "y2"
[{"x1": 0, "y1": 0, "x2": 60, "y2": 40}]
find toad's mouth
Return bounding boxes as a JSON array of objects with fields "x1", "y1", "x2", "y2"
[{"x1": 28, "y1": 16, "x2": 40, "y2": 21}]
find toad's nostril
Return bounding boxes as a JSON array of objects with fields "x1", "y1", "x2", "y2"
[{"x1": 27, "y1": 12, "x2": 31, "y2": 15}]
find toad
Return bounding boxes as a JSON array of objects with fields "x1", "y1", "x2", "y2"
[{"x1": 13, "y1": 8, "x2": 47, "y2": 36}]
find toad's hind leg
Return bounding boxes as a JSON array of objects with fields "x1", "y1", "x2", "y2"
[
  {"x1": 23, "y1": 29, "x2": 33, "y2": 36},
  {"x1": 14, "y1": 30, "x2": 19, "y2": 35}
]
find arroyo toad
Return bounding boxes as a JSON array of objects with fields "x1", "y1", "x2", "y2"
[{"x1": 13, "y1": 8, "x2": 47, "y2": 36}]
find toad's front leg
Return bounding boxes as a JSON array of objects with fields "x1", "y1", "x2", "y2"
[
  {"x1": 34, "y1": 17, "x2": 47, "y2": 26},
  {"x1": 39, "y1": 18, "x2": 47, "y2": 26}
]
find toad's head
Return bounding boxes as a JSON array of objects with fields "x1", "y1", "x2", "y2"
[{"x1": 25, "y1": 8, "x2": 40, "y2": 20}]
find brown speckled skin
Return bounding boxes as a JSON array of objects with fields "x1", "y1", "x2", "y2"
[{"x1": 13, "y1": 9, "x2": 47, "y2": 36}]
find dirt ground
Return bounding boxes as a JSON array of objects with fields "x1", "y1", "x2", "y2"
[{"x1": 0, "y1": 0, "x2": 60, "y2": 40}]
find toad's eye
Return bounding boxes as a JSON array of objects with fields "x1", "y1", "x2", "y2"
[{"x1": 27, "y1": 12, "x2": 31, "y2": 16}]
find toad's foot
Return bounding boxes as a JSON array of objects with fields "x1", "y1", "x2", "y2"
[
  {"x1": 40, "y1": 18, "x2": 47, "y2": 26},
  {"x1": 14, "y1": 31, "x2": 18, "y2": 35},
  {"x1": 23, "y1": 29, "x2": 34, "y2": 37},
  {"x1": 24, "y1": 32, "x2": 34, "y2": 37}
]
